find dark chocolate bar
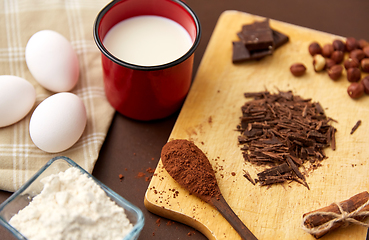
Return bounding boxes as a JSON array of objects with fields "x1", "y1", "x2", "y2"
[
  {"x1": 232, "y1": 41, "x2": 273, "y2": 63},
  {"x1": 237, "y1": 19, "x2": 274, "y2": 51},
  {"x1": 272, "y1": 29, "x2": 289, "y2": 49},
  {"x1": 232, "y1": 19, "x2": 289, "y2": 63},
  {"x1": 241, "y1": 19, "x2": 270, "y2": 32},
  {"x1": 232, "y1": 41, "x2": 250, "y2": 63},
  {"x1": 250, "y1": 48, "x2": 273, "y2": 59}
]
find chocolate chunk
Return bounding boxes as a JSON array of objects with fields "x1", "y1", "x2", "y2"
[
  {"x1": 232, "y1": 41, "x2": 273, "y2": 63},
  {"x1": 241, "y1": 19, "x2": 271, "y2": 32},
  {"x1": 272, "y1": 29, "x2": 289, "y2": 49},
  {"x1": 232, "y1": 20, "x2": 289, "y2": 63},
  {"x1": 238, "y1": 19, "x2": 274, "y2": 51},
  {"x1": 232, "y1": 41, "x2": 251, "y2": 63},
  {"x1": 249, "y1": 48, "x2": 273, "y2": 60}
]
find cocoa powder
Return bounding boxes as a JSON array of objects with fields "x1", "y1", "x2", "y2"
[{"x1": 161, "y1": 139, "x2": 220, "y2": 202}]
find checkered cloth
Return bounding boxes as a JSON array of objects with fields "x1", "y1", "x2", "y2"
[{"x1": 0, "y1": 0, "x2": 114, "y2": 192}]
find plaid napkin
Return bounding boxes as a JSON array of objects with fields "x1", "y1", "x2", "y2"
[{"x1": 0, "y1": 0, "x2": 114, "y2": 192}]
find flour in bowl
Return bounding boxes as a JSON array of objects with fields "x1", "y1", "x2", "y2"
[{"x1": 9, "y1": 167, "x2": 133, "y2": 240}]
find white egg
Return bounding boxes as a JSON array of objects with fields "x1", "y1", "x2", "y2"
[
  {"x1": 29, "y1": 92, "x2": 87, "y2": 153},
  {"x1": 0, "y1": 75, "x2": 36, "y2": 128},
  {"x1": 25, "y1": 30, "x2": 79, "y2": 92}
]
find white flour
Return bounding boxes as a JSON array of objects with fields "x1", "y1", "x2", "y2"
[{"x1": 9, "y1": 167, "x2": 133, "y2": 240}]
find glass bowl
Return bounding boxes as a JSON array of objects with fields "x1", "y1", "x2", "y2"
[{"x1": 0, "y1": 156, "x2": 144, "y2": 240}]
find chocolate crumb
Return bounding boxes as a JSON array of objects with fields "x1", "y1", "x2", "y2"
[
  {"x1": 350, "y1": 120, "x2": 361, "y2": 135},
  {"x1": 243, "y1": 170, "x2": 256, "y2": 185},
  {"x1": 208, "y1": 116, "x2": 213, "y2": 124}
]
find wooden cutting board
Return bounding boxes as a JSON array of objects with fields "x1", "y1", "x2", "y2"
[{"x1": 144, "y1": 11, "x2": 369, "y2": 240}]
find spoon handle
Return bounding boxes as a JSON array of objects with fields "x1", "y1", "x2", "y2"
[{"x1": 209, "y1": 195, "x2": 258, "y2": 240}]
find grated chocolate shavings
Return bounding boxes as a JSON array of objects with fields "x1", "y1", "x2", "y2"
[{"x1": 237, "y1": 90, "x2": 337, "y2": 188}]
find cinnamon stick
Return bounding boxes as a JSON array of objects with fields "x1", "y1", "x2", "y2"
[{"x1": 302, "y1": 191, "x2": 369, "y2": 238}]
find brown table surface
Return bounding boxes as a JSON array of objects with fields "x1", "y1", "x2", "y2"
[{"x1": 1, "y1": 0, "x2": 369, "y2": 239}]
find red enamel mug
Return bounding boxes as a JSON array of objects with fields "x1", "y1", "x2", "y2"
[{"x1": 93, "y1": 0, "x2": 201, "y2": 121}]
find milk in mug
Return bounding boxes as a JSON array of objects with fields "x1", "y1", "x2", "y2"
[{"x1": 103, "y1": 15, "x2": 193, "y2": 66}]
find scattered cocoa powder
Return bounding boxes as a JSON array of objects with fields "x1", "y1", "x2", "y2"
[
  {"x1": 166, "y1": 220, "x2": 175, "y2": 226},
  {"x1": 136, "y1": 172, "x2": 145, "y2": 178},
  {"x1": 146, "y1": 167, "x2": 155, "y2": 173},
  {"x1": 118, "y1": 174, "x2": 124, "y2": 181},
  {"x1": 156, "y1": 218, "x2": 161, "y2": 227}
]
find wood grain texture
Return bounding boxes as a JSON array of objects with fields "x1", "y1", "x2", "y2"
[{"x1": 144, "y1": 11, "x2": 369, "y2": 240}]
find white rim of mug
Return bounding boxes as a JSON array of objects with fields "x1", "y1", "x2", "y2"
[{"x1": 93, "y1": 0, "x2": 201, "y2": 71}]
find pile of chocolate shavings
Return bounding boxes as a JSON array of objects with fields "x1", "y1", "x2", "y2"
[{"x1": 236, "y1": 90, "x2": 337, "y2": 189}]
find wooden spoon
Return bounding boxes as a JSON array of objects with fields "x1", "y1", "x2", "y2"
[{"x1": 161, "y1": 139, "x2": 258, "y2": 240}]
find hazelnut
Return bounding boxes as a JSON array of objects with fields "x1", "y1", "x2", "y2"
[
  {"x1": 362, "y1": 76, "x2": 369, "y2": 94},
  {"x1": 332, "y1": 39, "x2": 346, "y2": 51},
  {"x1": 308, "y1": 42, "x2": 322, "y2": 56},
  {"x1": 331, "y1": 51, "x2": 344, "y2": 64},
  {"x1": 290, "y1": 63, "x2": 307, "y2": 76},
  {"x1": 347, "y1": 82, "x2": 364, "y2": 99},
  {"x1": 349, "y1": 49, "x2": 365, "y2": 61},
  {"x1": 363, "y1": 46, "x2": 369, "y2": 58},
  {"x1": 313, "y1": 54, "x2": 326, "y2": 72},
  {"x1": 322, "y1": 44, "x2": 334, "y2": 58},
  {"x1": 346, "y1": 37, "x2": 359, "y2": 52},
  {"x1": 347, "y1": 67, "x2": 361, "y2": 82},
  {"x1": 361, "y1": 58, "x2": 369, "y2": 72},
  {"x1": 325, "y1": 58, "x2": 336, "y2": 69},
  {"x1": 358, "y1": 39, "x2": 369, "y2": 49},
  {"x1": 327, "y1": 65, "x2": 343, "y2": 80},
  {"x1": 343, "y1": 58, "x2": 360, "y2": 70}
]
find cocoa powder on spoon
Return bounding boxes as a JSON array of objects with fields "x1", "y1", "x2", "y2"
[
  {"x1": 161, "y1": 139, "x2": 220, "y2": 202},
  {"x1": 161, "y1": 139, "x2": 258, "y2": 240}
]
